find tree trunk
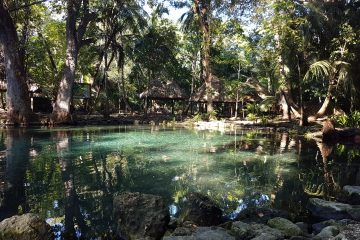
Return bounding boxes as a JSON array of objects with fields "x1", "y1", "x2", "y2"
[
  {"x1": 0, "y1": 3, "x2": 32, "y2": 124},
  {"x1": 120, "y1": 55, "x2": 131, "y2": 113},
  {"x1": 52, "y1": 0, "x2": 78, "y2": 123},
  {"x1": 316, "y1": 84, "x2": 334, "y2": 118},
  {"x1": 194, "y1": 0, "x2": 213, "y2": 113},
  {"x1": 308, "y1": 84, "x2": 334, "y2": 122},
  {"x1": 280, "y1": 90, "x2": 291, "y2": 120}
]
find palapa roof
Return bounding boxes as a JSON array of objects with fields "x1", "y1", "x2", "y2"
[{"x1": 140, "y1": 79, "x2": 187, "y2": 100}]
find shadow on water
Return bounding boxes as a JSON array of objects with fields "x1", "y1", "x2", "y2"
[{"x1": 1, "y1": 126, "x2": 360, "y2": 238}]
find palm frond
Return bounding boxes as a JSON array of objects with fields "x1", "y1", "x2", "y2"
[{"x1": 304, "y1": 60, "x2": 332, "y2": 82}]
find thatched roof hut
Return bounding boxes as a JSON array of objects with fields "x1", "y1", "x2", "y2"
[{"x1": 140, "y1": 79, "x2": 187, "y2": 100}]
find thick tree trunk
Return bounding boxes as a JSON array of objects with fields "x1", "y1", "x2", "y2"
[
  {"x1": 316, "y1": 84, "x2": 334, "y2": 118},
  {"x1": 0, "y1": 3, "x2": 32, "y2": 124},
  {"x1": 52, "y1": 0, "x2": 78, "y2": 123},
  {"x1": 194, "y1": 0, "x2": 213, "y2": 113},
  {"x1": 279, "y1": 90, "x2": 291, "y2": 120}
]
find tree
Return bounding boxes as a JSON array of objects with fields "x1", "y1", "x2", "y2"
[
  {"x1": 0, "y1": 1, "x2": 32, "y2": 124},
  {"x1": 52, "y1": 0, "x2": 94, "y2": 123},
  {"x1": 174, "y1": 0, "x2": 255, "y2": 114}
]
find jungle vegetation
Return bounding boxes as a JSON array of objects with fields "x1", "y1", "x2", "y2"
[{"x1": 0, "y1": 0, "x2": 360, "y2": 125}]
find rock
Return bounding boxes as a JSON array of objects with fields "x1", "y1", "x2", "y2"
[
  {"x1": 180, "y1": 192, "x2": 223, "y2": 226},
  {"x1": 312, "y1": 219, "x2": 338, "y2": 234},
  {"x1": 347, "y1": 207, "x2": 360, "y2": 220},
  {"x1": 195, "y1": 227, "x2": 235, "y2": 240},
  {"x1": 333, "y1": 224, "x2": 360, "y2": 240},
  {"x1": 307, "y1": 198, "x2": 353, "y2": 220},
  {"x1": 295, "y1": 222, "x2": 309, "y2": 235},
  {"x1": 343, "y1": 186, "x2": 360, "y2": 204},
  {"x1": 231, "y1": 221, "x2": 254, "y2": 239},
  {"x1": 0, "y1": 213, "x2": 53, "y2": 240},
  {"x1": 289, "y1": 237, "x2": 311, "y2": 240},
  {"x1": 172, "y1": 227, "x2": 195, "y2": 236},
  {"x1": 313, "y1": 226, "x2": 340, "y2": 240},
  {"x1": 163, "y1": 227, "x2": 235, "y2": 240},
  {"x1": 312, "y1": 219, "x2": 358, "y2": 234},
  {"x1": 235, "y1": 206, "x2": 289, "y2": 224},
  {"x1": 113, "y1": 192, "x2": 170, "y2": 240},
  {"x1": 250, "y1": 223, "x2": 284, "y2": 240},
  {"x1": 267, "y1": 217, "x2": 302, "y2": 237}
]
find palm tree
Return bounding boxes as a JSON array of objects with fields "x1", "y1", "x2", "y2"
[{"x1": 304, "y1": 60, "x2": 350, "y2": 120}]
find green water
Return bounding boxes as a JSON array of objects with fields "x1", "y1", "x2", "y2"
[{"x1": 0, "y1": 125, "x2": 359, "y2": 238}]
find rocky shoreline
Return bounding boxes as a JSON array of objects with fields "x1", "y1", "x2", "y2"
[{"x1": 2, "y1": 186, "x2": 360, "y2": 239}]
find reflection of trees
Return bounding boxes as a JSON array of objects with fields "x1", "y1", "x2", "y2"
[
  {"x1": 8, "y1": 126, "x2": 360, "y2": 237},
  {"x1": 0, "y1": 129, "x2": 30, "y2": 221},
  {"x1": 55, "y1": 131, "x2": 88, "y2": 239}
]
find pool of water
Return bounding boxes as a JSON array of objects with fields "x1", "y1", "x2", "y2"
[{"x1": 0, "y1": 125, "x2": 359, "y2": 238}]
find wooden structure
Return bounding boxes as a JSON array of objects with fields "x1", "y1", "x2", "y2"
[
  {"x1": 140, "y1": 79, "x2": 188, "y2": 114},
  {"x1": 0, "y1": 80, "x2": 52, "y2": 112}
]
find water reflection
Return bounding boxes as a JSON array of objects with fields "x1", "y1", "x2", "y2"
[{"x1": 0, "y1": 126, "x2": 359, "y2": 238}]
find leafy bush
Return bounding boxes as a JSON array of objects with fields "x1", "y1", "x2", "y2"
[
  {"x1": 247, "y1": 113, "x2": 257, "y2": 121},
  {"x1": 332, "y1": 111, "x2": 360, "y2": 128},
  {"x1": 191, "y1": 111, "x2": 218, "y2": 122}
]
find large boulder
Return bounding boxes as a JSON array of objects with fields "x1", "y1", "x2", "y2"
[
  {"x1": 307, "y1": 198, "x2": 353, "y2": 220},
  {"x1": 343, "y1": 185, "x2": 360, "y2": 204},
  {"x1": 231, "y1": 221, "x2": 254, "y2": 239},
  {"x1": 180, "y1": 192, "x2": 223, "y2": 226},
  {"x1": 267, "y1": 217, "x2": 302, "y2": 237},
  {"x1": 113, "y1": 192, "x2": 170, "y2": 240},
  {"x1": 0, "y1": 213, "x2": 53, "y2": 240}
]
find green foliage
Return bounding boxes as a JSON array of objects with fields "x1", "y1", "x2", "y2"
[
  {"x1": 246, "y1": 113, "x2": 258, "y2": 121},
  {"x1": 332, "y1": 111, "x2": 360, "y2": 128},
  {"x1": 191, "y1": 111, "x2": 218, "y2": 122}
]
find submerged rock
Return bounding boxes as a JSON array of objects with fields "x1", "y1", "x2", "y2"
[
  {"x1": 113, "y1": 192, "x2": 170, "y2": 240},
  {"x1": 180, "y1": 192, "x2": 223, "y2": 226},
  {"x1": 267, "y1": 217, "x2": 302, "y2": 237},
  {"x1": 307, "y1": 198, "x2": 353, "y2": 220},
  {"x1": 0, "y1": 213, "x2": 53, "y2": 240}
]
